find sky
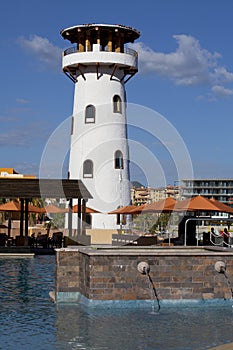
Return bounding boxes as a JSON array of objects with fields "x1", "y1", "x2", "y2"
[{"x1": 1, "y1": 0, "x2": 233, "y2": 187}]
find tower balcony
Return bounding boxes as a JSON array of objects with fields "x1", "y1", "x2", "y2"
[
  {"x1": 64, "y1": 45, "x2": 137, "y2": 57},
  {"x1": 62, "y1": 45, "x2": 138, "y2": 69},
  {"x1": 62, "y1": 45, "x2": 138, "y2": 83}
]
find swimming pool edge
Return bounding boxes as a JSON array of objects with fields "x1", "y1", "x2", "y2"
[{"x1": 55, "y1": 292, "x2": 233, "y2": 308}]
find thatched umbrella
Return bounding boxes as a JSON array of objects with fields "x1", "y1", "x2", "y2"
[
  {"x1": 170, "y1": 195, "x2": 223, "y2": 212},
  {"x1": 0, "y1": 201, "x2": 45, "y2": 213},
  {"x1": 108, "y1": 205, "x2": 137, "y2": 214},
  {"x1": 130, "y1": 198, "x2": 177, "y2": 215},
  {"x1": 209, "y1": 198, "x2": 233, "y2": 214},
  {"x1": 72, "y1": 205, "x2": 100, "y2": 214},
  {"x1": 0, "y1": 201, "x2": 45, "y2": 237},
  {"x1": 44, "y1": 204, "x2": 68, "y2": 213}
]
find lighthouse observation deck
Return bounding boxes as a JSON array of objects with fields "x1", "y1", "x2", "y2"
[{"x1": 60, "y1": 23, "x2": 140, "y2": 83}]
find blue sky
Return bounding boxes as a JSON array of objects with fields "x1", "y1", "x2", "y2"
[{"x1": 1, "y1": 0, "x2": 233, "y2": 186}]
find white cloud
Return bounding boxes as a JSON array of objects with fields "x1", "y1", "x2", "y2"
[
  {"x1": 213, "y1": 67, "x2": 233, "y2": 84},
  {"x1": 18, "y1": 35, "x2": 62, "y2": 71},
  {"x1": 211, "y1": 85, "x2": 233, "y2": 97},
  {"x1": 131, "y1": 35, "x2": 233, "y2": 90},
  {"x1": 16, "y1": 98, "x2": 29, "y2": 104},
  {"x1": 19, "y1": 33, "x2": 233, "y2": 99}
]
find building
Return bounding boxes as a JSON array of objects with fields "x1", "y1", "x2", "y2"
[
  {"x1": 131, "y1": 185, "x2": 180, "y2": 206},
  {"x1": 60, "y1": 23, "x2": 140, "y2": 229},
  {"x1": 180, "y1": 179, "x2": 233, "y2": 205},
  {"x1": 0, "y1": 168, "x2": 36, "y2": 179}
]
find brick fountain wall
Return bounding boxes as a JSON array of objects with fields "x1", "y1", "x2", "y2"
[{"x1": 55, "y1": 246, "x2": 233, "y2": 304}]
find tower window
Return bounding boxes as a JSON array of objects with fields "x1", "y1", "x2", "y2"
[
  {"x1": 85, "y1": 104, "x2": 95, "y2": 123},
  {"x1": 83, "y1": 160, "x2": 93, "y2": 178},
  {"x1": 115, "y1": 150, "x2": 124, "y2": 169},
  {"x1": 113, "y1": 95, "x2": 122, "y2": 114}
]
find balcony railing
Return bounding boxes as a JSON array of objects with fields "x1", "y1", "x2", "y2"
[{"x1": 63, "y1": 46, "x2": 138, "y2": 57}]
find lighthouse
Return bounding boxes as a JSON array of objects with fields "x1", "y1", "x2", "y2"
[{"x1": 60, "y1": 23, "x2": 140, "y2": 229}]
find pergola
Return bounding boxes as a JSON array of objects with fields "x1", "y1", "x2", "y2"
[{"x1": 0, "y1": 178, "x2": 92, "y2": 237}]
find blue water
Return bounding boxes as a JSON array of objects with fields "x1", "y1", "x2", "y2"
[{"x1": 0, "y1": 256, "x2": 233, "y2": 350}]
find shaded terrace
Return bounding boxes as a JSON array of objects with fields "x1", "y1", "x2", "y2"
[{"x1": 0, "y1": 178, "x2": 92, "y2": 239}]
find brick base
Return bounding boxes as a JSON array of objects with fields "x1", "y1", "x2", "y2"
[{"x1": 55, "y1": 246, "x2": 233, "y2": 303}]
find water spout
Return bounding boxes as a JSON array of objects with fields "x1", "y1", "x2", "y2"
[
  {"x1": 214, "y1": 261, "x2": 226, "y2": 274},
  {"x1": 137, "y1": 261, "x2": 150, "y2": 275},
  {"x1": 137, "y1": 262, "x2": 160, "y2": 311},
  {"x1": 215, "y1": 261, "x2": 233, "y2": 304}
]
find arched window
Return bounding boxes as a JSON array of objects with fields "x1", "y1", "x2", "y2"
[
  {"x1": 85, "y1": 104, "x2": 95, "y2": 123},
  {"x1": 115, "y1": 150, "x2": 124, "y2": 169},
  {"x1": 113, "y1": 95, "x2": 122, "y2": 114},
  {"x1": 83, "y1": 160, "x2": 94, "y2": 178}
]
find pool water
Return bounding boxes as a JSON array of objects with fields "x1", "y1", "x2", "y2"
[
  {"x1": 0, "y1": 256, "x2": 233, "y2": 350},
  {"x1": 0, "y1": 256, "x2": 55, "y2": 350}
]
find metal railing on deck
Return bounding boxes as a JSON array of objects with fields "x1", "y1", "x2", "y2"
[{"x1": 63, "y1": 46, "x2": 137, "y2": 57}]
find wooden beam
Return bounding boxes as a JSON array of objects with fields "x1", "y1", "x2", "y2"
[
  {"x1": 96, "y1": 62, "x2": 100, "y2": 80},
  {"x1": 77, "y1": 64, "x2": 86, "y2": 81},
  {"x1": 110, "y1": 64, "x2": 117, "y2": 80},
  {"x1": 0, "y1": 179, "x2": 92, "y2": 199},
  {"x1": 63, "y1": 69, "x2": 76, "y2": 83}
]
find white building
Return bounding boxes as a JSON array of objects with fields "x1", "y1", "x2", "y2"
[{"x1": 60, "y1": 23, "x2": 140, "y2": 229}]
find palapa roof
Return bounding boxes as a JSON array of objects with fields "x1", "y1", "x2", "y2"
[
  {"x1": 172, "y1": 195, "x2": 228, "y2": 212},
  {"x1": 0, "y1": 178, "x2": 92, "y2": 200},
  {"x1": 108, "y1": 205, "x2": 137, "y2": 214},
  {"x1": 130, "y1": 198, "x2": 176, "y2": 214},
  {"x1": 60, "y1": 23, "x2": 140, "y2": 44},
  {"x1": 209, "y1": 197, "x2": 233, "y2": 214},
  {"x1": 44, "y1": 204, "x2": 68, "y2": 214},
  {"x1": 0, "y1": 201, "x2": 45, "y2": 213},
  {"x1": 72, "y1": 205, "x2": 100, "y2": 214}
]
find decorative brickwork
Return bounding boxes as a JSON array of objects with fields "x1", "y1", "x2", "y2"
[{"x1": 56, "y1": 247, "x2": 233, "y2": 302}]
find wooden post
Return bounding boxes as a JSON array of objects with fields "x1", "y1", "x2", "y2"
[
  {"x1": 20, "y1": 198, "x2": 24, "y2": 237},
  {"x1": 7, "y1": 212, "x2": 12, "y2": 238},
  {"x1": 97, "y1": 30, "x2": 101, "y2": 46},
  {"x1": 78, "y1": 33, "x2": 85, "y2": 52},
  {"x1": 25, "y1": 199, "x2": 29, "y2": 237},
  {"x1": 68, "y1": 199, "x2": 73, "y2": 237},
  {"x1": 85, "y1": 32, "x2": 91, "y2": 51},
  {"x1": 108, "y1": 31, "x2": 113, "y2": 52},
  {"x1": 115, "y1": 31, "x2": 121, "y2": 52},
  {"x1": 77, "y1": 198, "x2": 81, "y2": 236},
  {"x1": 120, "y1": 33, "x2": 124, "y2": 53},
  {"x1": 82, "y1": 199, "x2": 86, "y2": 236}
]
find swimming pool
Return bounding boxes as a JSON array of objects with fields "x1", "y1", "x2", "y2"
[{"x1": 0, "y1": 255, "x2": 232, "y2": 349}]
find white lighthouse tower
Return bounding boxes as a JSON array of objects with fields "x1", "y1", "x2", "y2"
[{"x1": 60, "y1": 23, "x2": 140, "y2": 229}]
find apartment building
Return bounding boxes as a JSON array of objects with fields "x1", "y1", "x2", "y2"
[
  {"x1": 131, "y1": 185, "x2": 180, "y2": 206},
  {"x1": 180, "y1": 179, "x2": 233, "y2": 205}
]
